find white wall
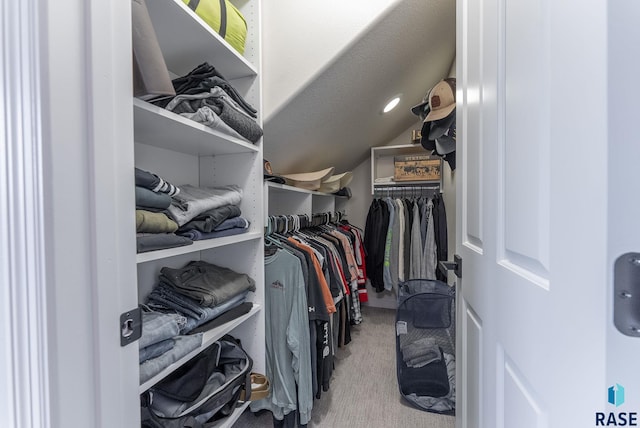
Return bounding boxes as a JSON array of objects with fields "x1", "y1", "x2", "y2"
[
  {"x1": 262, "y1": 0, "x2": 399, "y2": 120},
  {"x1": 345, "y1": 121, "x2": 457, "y2": 309},
  {"x1": 448, "y1": 56, "x2": 456, "y2": 77}
]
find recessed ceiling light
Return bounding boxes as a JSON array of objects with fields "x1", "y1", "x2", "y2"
[{"x1": 383, "y1": 96, "x2": 401, "y2": 113}]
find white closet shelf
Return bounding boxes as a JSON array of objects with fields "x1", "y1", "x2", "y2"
[
  {"x1": 216, "y1": 401, "x2": 250, "y2": 428},
  {"x1": 266, "y1": 181, "x2": 340, "y2": 197},
  {"x1": 136, "y1": 231, "x2": 262, "y2": 264},
  {"x1": 133, "y1": 99, "x2": 259, "y2": 156},
  {"x1": 145, "y1": 0, "x2": 257, "y2": 79},
  {"x1": 371, "y1": 144, "x2": 443, "y2": 194},
  {"x1": 139, "y1": 304, "x2": 262, "y2": 393}
]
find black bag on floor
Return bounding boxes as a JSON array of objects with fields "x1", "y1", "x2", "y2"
[
  {"x1": 396, "y1": 279, "x2": 456, "y2": 415},
  {"x1": 141, "y1": 335, "x2": 252, "y2": 427}
]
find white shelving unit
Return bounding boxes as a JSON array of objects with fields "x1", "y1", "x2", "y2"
[
  {"x1": 370, "y1": 144, "x2": 441, "y2": 193},
  {"x1": 133, "y1": 1, "x2": 264, "y2": 427},
  {"x1": 144, "y1": 0, "x2": 258, "y2": 78},
  {"x1": 136, "y1": 231, "x2": 262, "y2": 264},
  {"x1": 133, "y1": 99, "x2": 260, "y2": 156},
  {"x1": 139, "y1": 305, "x2": 262, "y2": 393},
  {"x1": 264, "y1": 181, "x2": 347, "y2": 219}
]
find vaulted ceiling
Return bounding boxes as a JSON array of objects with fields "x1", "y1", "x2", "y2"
[{"x1": 262, "y1": 0, "x2": 456, "y2": 176}]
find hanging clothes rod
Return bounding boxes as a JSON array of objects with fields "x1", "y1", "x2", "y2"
[
  {"x1": 375, "y1": 185, "x2": 440, "y2": 192},
  {"x1": 266, "y1": 211, "x2": 346, "y2": 235},
  {"x1": 373, "y1": 185, "x2": 441, "y2": 197}
]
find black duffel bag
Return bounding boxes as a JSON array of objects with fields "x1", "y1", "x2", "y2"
[{"x1": 141, "y1": 335, "x2": 252, "y2": 428}]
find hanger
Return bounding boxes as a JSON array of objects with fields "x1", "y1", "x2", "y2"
[
  {"x1": 264, "y1": 234, "x2": 284, "y2": 257},
  {"x1": 265, "y1": 234, "x2": 284, "y2": 247},
  {"x1": 265, "y1": 216, "x2": 272, "y2": 236}
]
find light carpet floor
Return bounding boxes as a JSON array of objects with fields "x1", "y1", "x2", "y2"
[{"x1": 235, "y1": 305, "x2": 455, "y2": 428}]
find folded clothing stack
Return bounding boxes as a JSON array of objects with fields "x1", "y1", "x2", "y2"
[
  {"x1": 399, "y1": 345, "x2": 450, "y2": 398},
  {"x1": 169, "y1": 184, "x2": 251, "y2": 241},
  {"x1": 151, "y1": 62, "x2": 263, "y2": 144},
  {"x1": 401, "y1": 337, "x2": 441, "y2": 368},
  {"x1": 148, "y1": 286, "x2": 251, "y2": 334},
  {"x1": 134, "y1": 169, "x2": 251, "y2": 252},
  {"x1": 140, "y1": 260, "x2": 258, "y2": 382},
  {"x1": 146, "y1": 260, "x2": 256, "y2": 332},
  {"x1": 135, "y1": 168, "x2": 193, "y2": 253},
  {"x1": 167, "y1": 184, "x2": 243, "y2": 227},
  {"x1": 157, "y1": 260, "x2": 256, "y2": 307},
  {"x1": 138, "y1": 310, "x2": 203, "y2": 383}
]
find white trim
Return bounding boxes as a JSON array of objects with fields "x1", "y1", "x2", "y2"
[
  {"x1": 0, "y1": 0, "x2": 51, "y2": 426},
  {"x1": 85, "y1": 0, "x2": 141, "y2": 425}
]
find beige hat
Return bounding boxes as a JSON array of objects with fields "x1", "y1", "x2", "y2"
[
  {"x1": 281, "y1": 167, "x2": 335, "y2": 191},
  {"x1": 424, "y1": 78, "x2": 456, "y2": 123},
  {"x1": 318, "y1": 172, "x2": 353, "y2": 193}
]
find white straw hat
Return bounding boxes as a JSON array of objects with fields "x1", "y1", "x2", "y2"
[
  {"x1": 318, "y1": 172, "x2": 353, "y2": 193},
  {"x1": 281, "y1": 167, "x2": 335, "y2": 191}
]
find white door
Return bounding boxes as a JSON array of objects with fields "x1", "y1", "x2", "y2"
[
  {"x1": 456, "y1": 0, "x2": 640, "y2": 427},
  {"x1": 1, "y1": 1, "x2": 140, "y2": 427}
]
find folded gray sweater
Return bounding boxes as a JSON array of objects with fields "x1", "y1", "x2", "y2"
[
  {"x1": 167, "y1": 185, "x2": 242, "y2": 227},
  {"x1": 165, "y1": 88, "x2": 263, "y2": 143}
]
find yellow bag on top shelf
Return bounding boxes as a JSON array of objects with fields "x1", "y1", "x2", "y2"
[{"x1": 183, "y1": 0, "x2": 247, "y2": 54}]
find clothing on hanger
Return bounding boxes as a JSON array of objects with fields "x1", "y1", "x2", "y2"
[
  {"x1": 260, "y1": 213, "x2": 367, "y2": 411},
  {"x1": 365, "y1": 189, "x2": 447, "y2": 292}
]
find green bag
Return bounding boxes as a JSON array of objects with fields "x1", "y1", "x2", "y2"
[{"x1": 183, "y1": 0, "x2": 247, "y2": 54}]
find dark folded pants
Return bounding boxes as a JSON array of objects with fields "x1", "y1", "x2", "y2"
[
  {"x1": 178, "y1": 204, "x2": 241, "y2": 233},
  {"x1": 136, "y1": 233, "x2": 193, "y2": 253},
  {"x1": 188, "y1": 302, "x2": 253, "y2": 334},
  {"x1": 152, "y1": 62, "x2": 258, "y2": 119},
  {"x1": 159, "y1": 261, "x2": 256, "y2": 307}
]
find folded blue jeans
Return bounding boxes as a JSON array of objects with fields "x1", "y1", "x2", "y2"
[
  {"x1": 139, "y1": 310, "x2": 186, "y2": 349},
  {"x1": 139, "y1": 338, "x2": 175, "y2": 364},
  {"x1": 139, "y1": 334, "x2": 203, "y2": 383}
]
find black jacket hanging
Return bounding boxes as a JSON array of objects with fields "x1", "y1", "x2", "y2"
[{"x1": 364, "y1": 199, "x2": 390, "y2": 293}]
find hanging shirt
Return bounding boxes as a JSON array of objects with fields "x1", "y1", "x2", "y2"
[
  {"x1": 340, "y1": 224, "x2": 369, "y2": 303},
  {"x1": 396, "y1": 198, "x2": 406, "y2": 282},
  {"x1": 382, "y1": 198, "x2": 396, "y2": 291},
  {"x1": 252, "y1": 249, "x2": 313, "y2": 425},
  {"x1": 278, "y1": 239, "x2": 328, "y2": 322},
  {"x1": 410, "y1": 201, "x2": 424, "y2": 279},
  {"x1": 433, "y1": 195, "x2": 449, "y2": 282},
  {"x1": 288, "y1": 238, "x2": 337, "y2": 314},
  {"x1": 402, "y1": 199, "x2": 413, "y2": 281},
  {"x1": 330, "y1": 230, "x2": 359, "y2": 283},
  {"x1": 328, "y1": 229, "x2": 363, "y2": 324},
  {"x1": 423, "y1": 198, "x2": 437, "y2": 280},
  {"x1": 311, "y1": 236, "x2": 347, "y2": 298},
  {"x1": 389, "y1": 198, "x2": 401, "y2": 290},
  {"x1": 364, "y1": 199, "x2": 389, "y2": 292}
]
